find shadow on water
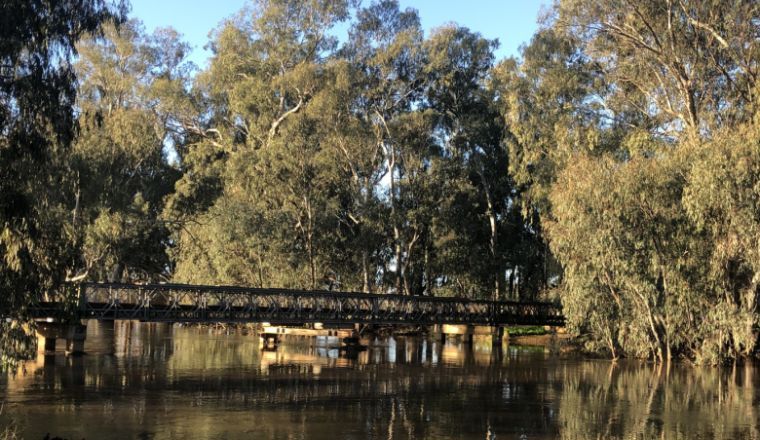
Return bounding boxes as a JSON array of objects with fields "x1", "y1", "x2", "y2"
[{"x1": 1, "y1": 321, "x2": 759, "y2": 439}]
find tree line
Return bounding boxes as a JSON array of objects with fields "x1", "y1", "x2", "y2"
[{"x1": 1, "y1": 0, "x2": 758, "y2": 363}]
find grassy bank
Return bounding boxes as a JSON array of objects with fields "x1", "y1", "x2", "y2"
[{"x1": 506, "y1": 326, "x2": 549, "y2": 337}]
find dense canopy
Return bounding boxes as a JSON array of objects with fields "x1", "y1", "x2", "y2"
[{"x1": 1, "y1": 0, "x2": 758, "y2": 363}]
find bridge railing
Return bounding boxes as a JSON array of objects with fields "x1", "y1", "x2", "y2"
[{"x1": 31, "y1": 282, "x2": 564, "y2": 326}]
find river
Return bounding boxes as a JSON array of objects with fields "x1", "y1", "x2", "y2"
[{"x1": 1, "y1": 321, "x2": 759, "y2": 439}]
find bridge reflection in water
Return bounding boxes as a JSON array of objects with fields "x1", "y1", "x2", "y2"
[{"x1": 3, "y1": 321, "x2": 759, "y2": 440}]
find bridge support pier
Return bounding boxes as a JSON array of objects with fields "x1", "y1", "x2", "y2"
[
  {"x1": 341, "y1": 330, "x2": 361, "y2": 347},
  {"x1": 428, "y1": 325, "x2": 504, "y2": 347},
  {"x1": 260, "y1": 332, "x2": 279, "y2": 348},
  {"x1": 340, "y1": 325, "x2": 368, "y2": 352},
  {"x1": 428, "y1": 325, "x2": 446, "y2": 344},
  {"x1": 465, "y1": 326, "x2": 475, "y2": 345},
  {"x1": 436, "y1": 325, "x2": 475, "y2": 345},
  {"x1": 40, "y1": 335, "x2": 57, "y2": 353},
  {"x1": 65, "y1": 325, "x2": 87, "y2": 354},
  {"x1": 491, "y1": 326, "x2": 505, "y2": 347},
  {"x1": 36, "y1": 322, "x2": 87, "y2": 355}
]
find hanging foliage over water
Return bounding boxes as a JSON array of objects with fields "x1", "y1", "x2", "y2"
[
  {"x1": 501, "y1": 0, "x2": 760, "y2": 362},
  {"x1": 0, "y1": 0, "x2": 125, "y2": 365}
]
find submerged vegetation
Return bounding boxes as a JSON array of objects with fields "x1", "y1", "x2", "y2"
[{"x1": 0, "y1": 0, "x2": 758, "y2": 363}]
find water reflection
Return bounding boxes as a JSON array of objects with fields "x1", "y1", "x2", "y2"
[{"x1": 1, "y1": 321, "x2": 759, "y2": 439}]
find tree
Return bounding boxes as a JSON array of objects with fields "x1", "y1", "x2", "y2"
[
  {"x1": 555, "y1": 0, "x2": 759, "y2": 137},
  {"x1": 682, "y1": 119, "x2": 760, "y2": 362},
  {"x1": 548, "y1": 147, "x2": 700, "y2": 360},
  {"x1": 425, "y1": 24, "x2": 521, "y2": 299},
  {"x1": 71, "y1": 19, "x2": 191, "y2": 282},
  {"x1": 171, "y1": 0, "x2": 354, "y2": 288},
  {"x1": 342, "y1": 0, "x2": 427, "y2": 294},
  {"x1": 497, "y1": 0, "x2": 759, "y2": 361},
  {"x1": 493, "y1": 28, "x2": 601, "y2": 218},
  {"x1": 491, "y1": 28, "x2": 605, "y2": 299},
  {"x1": 0, "y1": 0, "x2": 123, "y2": 364},
  {"x1": 310, "y1": 59, "x2": 388, "y2": 292}
]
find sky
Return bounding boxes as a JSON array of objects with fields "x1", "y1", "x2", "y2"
[{"x1": 128, "y1": 0, "x2": 549, "y2": 68}]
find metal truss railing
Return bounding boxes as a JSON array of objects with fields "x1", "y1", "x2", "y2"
[{"x1": 30, "y1": 282, "x2": 565, "y2": 326}]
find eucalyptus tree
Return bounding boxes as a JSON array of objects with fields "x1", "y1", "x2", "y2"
[
  {"x1": 489, "y1": 27, "x2": 608, "y2": 303},
  {"x1": 555, "y1": 0, "x2": 759, "y2": 137},
  {"x1": 389, "y1": 110, "x2": 443, "y2": 296},
  {"x1": 342, "y1": 0, "x2": 428, "y2": 294},
  {"x1": 549, "y1": 146, "x2": 693, "y2": 360},
  {"x1": 424, "y1": 25, "x2": 517, "y2": 299},
  {"x1": 492, "y1": 28, "x2": 600, "y2": 219},
  {"x1": 0, "y1": 0, "x2": 123, "y2": 363},
  {"x1": 71, "y1": 20, "x2": 192, "y2": 282},
  {"x1": 171, "y1": 0, "x2": 355, "y2": 288},
  {"x1": 315, "y1": 60, "x2": 389, "y2": 292},
  {"x1": 682, "y1": 121, "x2": 760, "y2": 362},
  {"x1": 201, "y1": 0, "x2": 355, "y2": 151},
  {"x1": 528, "y1": 0, "x2": 760, "y2": 361},
  {"x1": 547, "y1": 125, "x2": 758, "y2": 362}
]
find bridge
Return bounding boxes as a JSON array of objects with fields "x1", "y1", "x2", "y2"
[
  {"x1": 30, "y1": 282, "x2": 564, "y2": 353},
  {"x1": 33, "y1": 282, "x2": 564, "y2": 326}
]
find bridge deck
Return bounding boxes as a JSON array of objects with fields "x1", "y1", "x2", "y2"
[{"x1": 31, "y1": 282, "x2": 564, "y2": 327}]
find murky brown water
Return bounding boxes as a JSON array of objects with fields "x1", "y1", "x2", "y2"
[{"x1": 2, "y1": 321, "x2": 759, "y2": 439}]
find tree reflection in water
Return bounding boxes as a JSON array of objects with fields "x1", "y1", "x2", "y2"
[
  {"x1": 1, "y1": 321, "x2": 758, "y2": 439},
  {"x1": 558, "y1": 361, "x2": 759, "y2": 439}
]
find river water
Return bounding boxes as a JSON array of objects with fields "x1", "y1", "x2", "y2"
[{"x1": 1, "y1": 321, "x2": 759, "y2": 439}]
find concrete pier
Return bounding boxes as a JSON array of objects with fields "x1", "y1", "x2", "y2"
[
  {"x1": 261, "y1": 326, "x2": 355, "y2": 339},
  {"x1": 428, "y1": 324, "x2": 447, "y2": 343},
  {"x1": 491, "y1": 326, "x2": 505, "y2": 347},
  {"x1": 429, "y1": 324, "x2": 505, "y2": 347},
  {"x1": 259, "y1": 325, "x2": 367, "y2": 350},
  {"x1": 36, "y1": 322, "x2": 87, "y2": 355}
]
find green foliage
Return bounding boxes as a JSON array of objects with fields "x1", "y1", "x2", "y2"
[
  {"x1": 2, "y1": 0, "x2": 757, "y2": 365},
  {"x1": 0, "y1": 0, "x2": 123, "y2": 365},
  {"x1": 546, "y1": 103, "x2": 759, "y2": 363},
  {"x1": 529, "y1": 0, "x2": 760, "y2": 362},
  {"x1": 493, "y1": 28, "x2": 599, "y2": 216},
  {"x1": 70, "y1": 19, "x2": 190, "y2": 282},
  {"x1": 549, "y1": 149, "x2": 703, "y2": 360},
  {"x1": 169, "y1": 0, "x2": 544, "y2": 299},
  {"x1": 682, "y1": 120, "x2": 760, "y2": 362},
  {"x1": 555, "y1": 0, "x2": 759, "y2": 134},
  {"x1": 507, "y1": 326, "x2": 548, "y2": 337}
]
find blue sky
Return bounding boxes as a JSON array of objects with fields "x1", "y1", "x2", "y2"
[{"x1": 128, "y1": 0, "x2": 548, "y2": 68}]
